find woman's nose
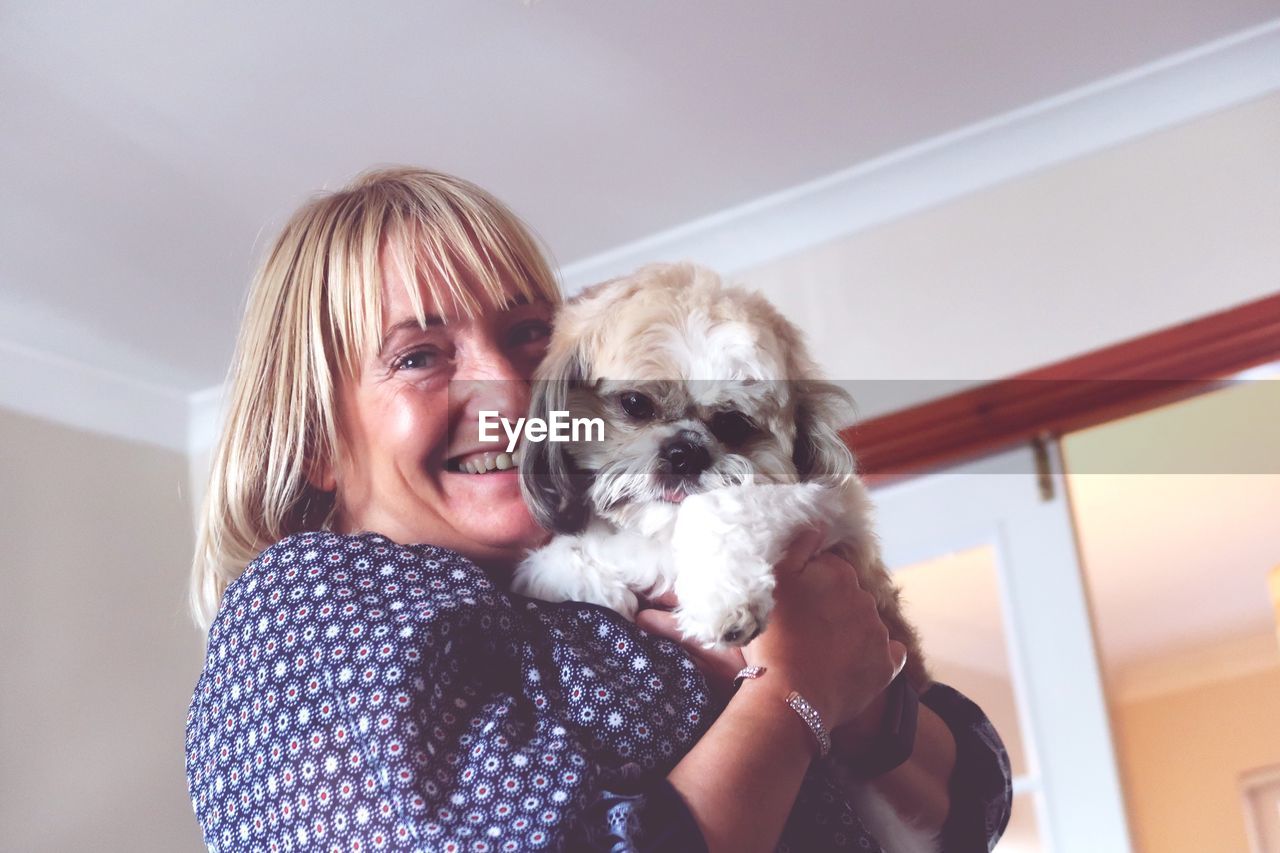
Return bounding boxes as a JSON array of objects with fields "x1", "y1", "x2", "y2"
[{"x1": 451, "y1": 343, "x2": 530, "y2": 420}]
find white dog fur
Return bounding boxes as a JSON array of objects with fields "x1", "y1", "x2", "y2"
[{"x1": 512, "y1": 263, "x2": 935, "y2": 852}]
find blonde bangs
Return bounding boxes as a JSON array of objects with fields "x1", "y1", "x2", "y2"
[
  {"x1": 325, "y1": 170, "x2": 561, "y2": 380},
  {"x1": 190, "y1": 167, "x2": 561, "y2": 630}
]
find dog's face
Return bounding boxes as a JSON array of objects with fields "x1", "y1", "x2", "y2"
[
  {"x1": 520, "y1": 263, "x2": 856, "y2": 535},
  {"x1": 562, "y1": 376, "x2": 797, "y2": 533}
]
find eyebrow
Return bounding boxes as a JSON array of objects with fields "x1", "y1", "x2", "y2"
[
  {"x1": 375, "y1": 297, "x2": 544, "y2": 356},
  {"x1": 378, "y1": 316, "x2": 443, "y2": 357}
]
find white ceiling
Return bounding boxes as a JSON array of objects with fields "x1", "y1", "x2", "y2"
[{"x1": 3, "y1": 0, "x2": 1278, "y2": 394}]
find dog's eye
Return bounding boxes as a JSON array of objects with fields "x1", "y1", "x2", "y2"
[
  {"x1": 709, "y1": 410, "x2": 755, "y2": 445},
  {"x1": 620, "y1": 391, "x2": 655, "y2": 420}
]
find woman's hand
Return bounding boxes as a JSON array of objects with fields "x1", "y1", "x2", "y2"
[
  {"x1": 635, "y1": 592, "x2": 747, "y2": 700},
  {"x1": 650, "y1": 532, "x2": 957, "y2": 845},
  {"x1": 657, "y1": 531, "x2": 915, "y2": 851},
  {"x1": 636, "y1": 530, "x2": 907, "y2": 730}
]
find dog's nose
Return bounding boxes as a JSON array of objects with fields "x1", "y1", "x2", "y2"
[{"x1": 661, "y1": 438, "x2": 710, "y2": 478}]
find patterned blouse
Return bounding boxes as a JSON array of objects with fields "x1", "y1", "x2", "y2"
[{"x1": 186, "y1": 532, "x2": 1011, "y2": 852}]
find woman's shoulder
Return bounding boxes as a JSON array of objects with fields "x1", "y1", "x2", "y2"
[
  {"x1": 233, "y1": 530, "x2": 491, "y2": 591},
  {"x1": 212, "y1": 531, "x2": 511, "y2": 641}
]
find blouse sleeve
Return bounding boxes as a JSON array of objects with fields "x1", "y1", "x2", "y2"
[
  {"x1": 577, "y1": 779, "x2": 708, "y2": 852},
  {"x1": 920, "y1": 682, "x2": 1013, "y2": 852},
  {"x1": 186, "y1": 532, "x2": 707, "y2": 852}
]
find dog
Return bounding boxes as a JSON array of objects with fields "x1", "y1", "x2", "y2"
[{"x1": 513, "y1": 262, "x2": 935, "y2": 851}]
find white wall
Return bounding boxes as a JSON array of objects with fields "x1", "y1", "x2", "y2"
[{"x1": 737, "y1": 92, "x2": 1280, "y2": 419}]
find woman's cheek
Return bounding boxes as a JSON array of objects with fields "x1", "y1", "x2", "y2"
[{"x1": 389, "y1": 386, "x2": 448, "y2": 455}]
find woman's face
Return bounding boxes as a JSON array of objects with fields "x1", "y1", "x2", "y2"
[{"x1": 327, "y1": 247, "x2": 555, "y2": 568}]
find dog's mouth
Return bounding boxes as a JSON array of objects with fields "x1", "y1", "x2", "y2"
[
  {"x1": 657, "y1": 475, "x2": 703, "y2": 504},
  {"x1": 604, "y1": 479, "x2": 698, "y2": 508},
  {"x1": 660, "y1": 485, "x2": 689, "y2": 504}
]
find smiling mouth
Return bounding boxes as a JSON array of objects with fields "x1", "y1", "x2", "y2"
[{"x1": 447, "y1": 446, "x2": 525, "y2": 474}]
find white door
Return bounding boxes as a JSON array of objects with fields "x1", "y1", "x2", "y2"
[{"x1": 870, "y1": 442, "x2": 1130, "y2": 853}]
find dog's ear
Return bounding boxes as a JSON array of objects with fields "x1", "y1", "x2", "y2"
[
  {"x1": 793, "y1": 381, "x2": 858, "y2": 484},
  {"x1": 519, "y1": 337, "x2": 592, "y2": 533}
]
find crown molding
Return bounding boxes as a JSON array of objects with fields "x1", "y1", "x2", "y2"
[
  {"x1": 0, "y1": 339, "x2": 190, "y2": 453},
  {"x1": 559, "y1": 19, "x2": 1280, "y2": 293},
  {"x1": 1111, "y1": 630, "x2": 1280, "y2": 704}
]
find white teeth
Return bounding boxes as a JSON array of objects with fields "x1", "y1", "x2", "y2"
[{"x1": 453, "y1": 440, "x2": 523, "y2": 474}]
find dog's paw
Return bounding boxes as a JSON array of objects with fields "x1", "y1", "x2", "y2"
[
  {"x1": 515, "y1": 536, "x2": 642, "y2": 619},
  {"x1": 674, "y1": 594, "x2": 774, "y2": 649}
]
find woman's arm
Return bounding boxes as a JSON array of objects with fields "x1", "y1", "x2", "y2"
[
  {"x1": 655, "y1": 534, "x2": 909, "y2": 851},
  {"x1": 667, "y1": 680, "x2": 817, "y2": 851},
  {"x1": 834, "y1": 693, "x2": 957, "y2": 831},
  {"x1": 919, "y1": 683, "x2": 1013, "y2": 850},
  {"x1": 643, "y1": 599, "x2": 1011, "y2": 852}
]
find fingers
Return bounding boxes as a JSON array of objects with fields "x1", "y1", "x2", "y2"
[
  {"x1": 635, "y1": 608, "x2": 746, "y2": 689},
  {"x1": 774, "y1": 527, "x2": 825, "y2": 577},
  {"x1": 641, "y1": 589, "x2": 679, "y2": 610},
  {"x1": 634, "y1": 608, "x2": 681, "y2": 641}
]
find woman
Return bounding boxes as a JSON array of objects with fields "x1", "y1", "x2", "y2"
[{"x1": 187, "y1": 167, "x2": 1010, "y2": 852}]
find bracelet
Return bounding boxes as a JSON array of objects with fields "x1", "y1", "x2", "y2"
[
  {"x1": 732, "y1": 666, "x2": 831, "y2": 759},
  {"x1": 733, "y1": 664, "x2": 766, "y2": 689},
  {"x1": 784, "y1": 691, "x2": 832, "y2": 758}
]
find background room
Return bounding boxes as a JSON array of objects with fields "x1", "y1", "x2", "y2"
[{"x1": 2, "y1": 2, "x2": 1278, "y2": 851}]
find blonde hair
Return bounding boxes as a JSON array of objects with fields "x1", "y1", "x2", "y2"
[{"x1": 190, "y1": 166, "x2": 562, "y2": 629}]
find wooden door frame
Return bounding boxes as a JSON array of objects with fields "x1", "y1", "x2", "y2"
[{"x1": 844, "y1": 292, "x2": 1280, "y2": 481}]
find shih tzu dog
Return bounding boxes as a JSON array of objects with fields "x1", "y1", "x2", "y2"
[{"x1": 513, "y1": 263, "x2": 934, "y2": 850}]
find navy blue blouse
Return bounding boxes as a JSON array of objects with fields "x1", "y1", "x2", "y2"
[{"x1": 186, "y1": 532, "x2": 1011, "y2": 852}]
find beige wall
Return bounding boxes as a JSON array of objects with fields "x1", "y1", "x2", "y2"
[
  {"x1": 1112, "y1": 665, "x2": 1280, "y2": 853},
  {"x1": 930, "y1": 643, "x2": 1280, "y2": 853},
  {"x1": 0, "y1": 407, "x2": 206, "y2": 851}
]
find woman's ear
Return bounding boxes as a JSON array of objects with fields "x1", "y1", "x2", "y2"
[
  {"x1": 519, "y1": 337, "x2": 592, "y2": 534},
  {"x1": 307, "y1": 461, "x2": 337, "y2": 494},
  {"x1": 305, "y1": 439, "x2": 338, "y2": 493},
  {"x1": 792, "y1": 380, "x2": 858, "y2": 484},
  {"x1": 293, "y1": 446, "x2": 340, "y2": 532}
]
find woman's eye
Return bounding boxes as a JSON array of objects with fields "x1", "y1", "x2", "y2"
[
  {"x1": 709, "y1": 410, "x2": 755, "y2": 445},
  {"x1": 392, "y1": 348, "x2": 441, "y2": 372},
  {"x1": 620, "y1": 391, "x2": 655, "y2": 420},
  {"x1": 508, "y1": 319, "x2": 552, "y2": 349}
]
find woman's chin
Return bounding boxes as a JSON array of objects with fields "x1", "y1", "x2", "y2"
[{"x1": 444, "y1": 468, "x2": 547, "y2": 553}]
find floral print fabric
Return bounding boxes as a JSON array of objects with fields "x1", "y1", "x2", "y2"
[{"x1": 186, "y1": 531, "x2": 1010, "y2": 852}]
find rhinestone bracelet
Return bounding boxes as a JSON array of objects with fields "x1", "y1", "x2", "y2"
[
  {"x1": 784, "y1": 691, "x2": 832, "y2": 758},
  {"x1": 733, "y1": 664, "x2": 766, "y2": 689}
]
